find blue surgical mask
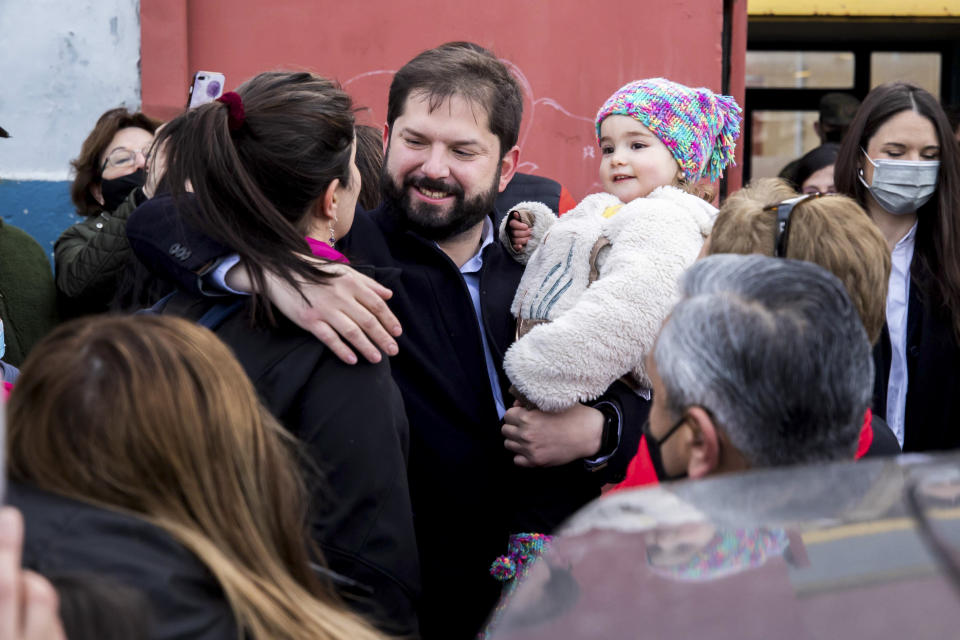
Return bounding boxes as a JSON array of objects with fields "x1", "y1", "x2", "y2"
[
  {"x1": 859, "y1": 149, "x2": 939, "y2": 215},
  {"x1": 0, "y1": 319, "x2": 5, "y2": 360}
]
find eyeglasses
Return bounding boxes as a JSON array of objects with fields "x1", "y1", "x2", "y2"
[
  {"x1": 100, "y1": 146, "x2": 152, "y2": 172},
  {"x1": 763, "y1": 192, "x2": 825, "y2": 258}
]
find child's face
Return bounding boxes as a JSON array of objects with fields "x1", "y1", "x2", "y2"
[{"x1": 599, "y1": 115, "x2": 682, "y2": 203}]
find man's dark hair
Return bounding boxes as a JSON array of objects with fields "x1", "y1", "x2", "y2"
[
  {"x1": 818, "y1": 92, "x2": 860, "y2": 143},
  {"x1": 386, "y1": 41, "x2": 523, "y2": 158}
]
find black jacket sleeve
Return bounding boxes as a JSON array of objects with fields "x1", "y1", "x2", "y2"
[
  {"x1": 126, "y1": 194, "x2": 231, "y2": 295},
  {"x1": 54, "y1": 189, "x2": 146, "y2": 301}
]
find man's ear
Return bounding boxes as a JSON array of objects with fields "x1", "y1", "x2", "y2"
[
  {"x1": 90, "y1": 183, "x2": 104, "y2": 206},
  {"x1": 498, "y1": 145, "x2": 520, "y2": 193},
  {"x1": 382, "y1": 123, "x2": 390, "y2": 155},
  {"x1": 813, "y1": 120, "x2": 823, "y2": 141},
  {"x1": 685, "y1": 406, "x2": 720, "y2": 479}
]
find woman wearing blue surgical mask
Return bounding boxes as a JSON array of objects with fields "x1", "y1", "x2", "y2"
[{"x1": 836, "y1": 82, "x2": 960, "y2": 452}]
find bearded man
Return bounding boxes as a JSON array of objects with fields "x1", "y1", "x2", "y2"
[{"x1": 128, "y1": 42, "x2": 647, "y2": 638}]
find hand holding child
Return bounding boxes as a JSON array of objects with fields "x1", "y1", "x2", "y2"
[
  {"x1": 507, "y1": 210, "x2": 534, "y2": 252},
  {"x1": 502, "y1": 403, "x2": 604, "y2": 467}
]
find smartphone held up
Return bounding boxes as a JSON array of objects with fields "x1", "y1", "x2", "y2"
[{"x1": 187, "y1": 71, "x2": 225, "y2": 109}]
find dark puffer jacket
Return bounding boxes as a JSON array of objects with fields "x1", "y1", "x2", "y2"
[{"x1": 54, "y1": 188, "x2": 145, "y2": 316}]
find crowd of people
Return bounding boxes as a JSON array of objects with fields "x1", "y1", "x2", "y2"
[{"x1": 1, "y1": 40, "x2": 959, "y2": 639}]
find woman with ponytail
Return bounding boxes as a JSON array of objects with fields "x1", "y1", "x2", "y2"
[
  {"x1": 129, "y1": 72, "x2": 419, "y2": 634},
  {"x1": 6, "y1": 315, "x2": 386, "y2": 640}
]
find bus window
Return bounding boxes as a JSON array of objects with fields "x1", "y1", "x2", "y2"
[
  {"x1": 746, "y1": 51, "x2": 854, "y2": 89},
  {"x1": 751, "y1": 110, "x2": 819, "y2": 179},
  {"x1": 871, "y1": 52, "x2": 941, "y2": 98}
]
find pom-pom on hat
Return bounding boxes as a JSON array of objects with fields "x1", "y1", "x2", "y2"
[{"x1": 595, "y1": 78, "x2": 743, "y2": 183}]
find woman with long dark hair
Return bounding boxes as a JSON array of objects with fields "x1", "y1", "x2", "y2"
[
  {"x1": 835, "y1": 81, "x2": 960, "y2": 451},
  {"x1": 132, "y1": 71, "x2": 419, "y2": 633}
]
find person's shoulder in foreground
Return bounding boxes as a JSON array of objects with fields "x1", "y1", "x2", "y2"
[{"x1": 9, "y1": 482, "x2": 238, "y2": 640}]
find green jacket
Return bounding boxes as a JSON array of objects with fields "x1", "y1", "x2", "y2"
[
  {"x1": 0, "y1": 219, "x2": 59, "y2": 366},
  {"x1": 54, "y1": 189, "x2": 141, "y2": 316}
]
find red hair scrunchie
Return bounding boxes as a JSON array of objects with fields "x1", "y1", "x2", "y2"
[{"x1": 216, "y1": 91, "x2": 245, "y2": 132}]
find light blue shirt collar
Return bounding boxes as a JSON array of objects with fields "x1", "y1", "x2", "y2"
[
  {"x1": 442, "y1": 217, "x2": 505, "y2": 418},
  {"x1": 457, "y1": 217, "x2": 495, "y2": 275}
]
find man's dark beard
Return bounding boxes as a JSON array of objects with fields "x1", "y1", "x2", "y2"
[{"x1": 380, "y1": 149, "x2": 500, "y2": 242}]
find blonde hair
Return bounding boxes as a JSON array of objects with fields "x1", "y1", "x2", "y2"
[
  {"x1": 6, "y1": 315, "x2": 384, "y2": 640},
  {"x1": 708, "y1": 178, "x2": 890, "y2": 344},
  {"x1": 677, "y1": 178, "x2": 715, "y2": 202}
]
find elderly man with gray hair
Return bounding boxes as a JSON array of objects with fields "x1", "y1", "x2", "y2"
[{"x1": 643, "y1": 253, "x2": 874, "y2": 480}]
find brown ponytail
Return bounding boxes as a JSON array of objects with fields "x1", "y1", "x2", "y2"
[{"x1": 154, "y1": 71, "x2": 357, "y2": 324}]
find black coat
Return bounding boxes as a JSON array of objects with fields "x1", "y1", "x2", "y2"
[
  {"x1": 495, "y1": 172, "x2": 564, "y2": 217},
  {"x1": 128, "y1": 197, "x2": 648, "y2": 639},
  {"x1": 9, "y1": 482, "x2": 238, "y2": 640},
  {"x1": 345, "y1": 202, "x2": 647, "y2": 638},
  {"x1": 873, "y1": 281, "x2": 960, "y2": 452},
  {"x1": 154, "y1": 290, "x2": 420, "y2": 637}
]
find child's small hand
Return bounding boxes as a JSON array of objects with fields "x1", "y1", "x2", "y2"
[{"x1": 507, "y1": 210, "x2": 533, "y2": 252}]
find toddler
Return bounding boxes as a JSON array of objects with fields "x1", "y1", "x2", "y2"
[{"x1": 501, "y1": 78, "x2": 741, "y2": 411}]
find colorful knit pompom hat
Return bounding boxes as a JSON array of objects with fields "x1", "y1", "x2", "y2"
[{"x1": 595, "y1": 78, "x2": 743, "y2": 183}]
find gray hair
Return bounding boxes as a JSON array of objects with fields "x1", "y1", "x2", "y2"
[{"x1": 654, "y1": 254, "x2": 873, "y2": 467}]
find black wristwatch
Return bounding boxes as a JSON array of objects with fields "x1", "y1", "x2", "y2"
[{"x1": 586, "y1": 402, "x2": 620, "y2": 470}]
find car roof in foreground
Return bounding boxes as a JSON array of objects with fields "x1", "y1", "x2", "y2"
[{"x1": 489, "y1": 453, "x2": 960, "y2": 640}]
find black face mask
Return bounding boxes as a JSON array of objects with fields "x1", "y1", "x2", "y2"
[
  {"x1": 643, "y1": 416, "x2": 689, "y2": 482},
  {"x1": 100, "y1": 169, "x2": 146, "y2": 211}
]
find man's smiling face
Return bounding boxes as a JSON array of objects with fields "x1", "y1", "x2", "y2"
[{"x1": 381, "y1": 92, "x2": 511, "y2": 241}]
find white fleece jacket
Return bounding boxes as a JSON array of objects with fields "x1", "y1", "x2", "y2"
[{"x1": 498, "y1": 186, "x2": 716, "y2": 412}]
